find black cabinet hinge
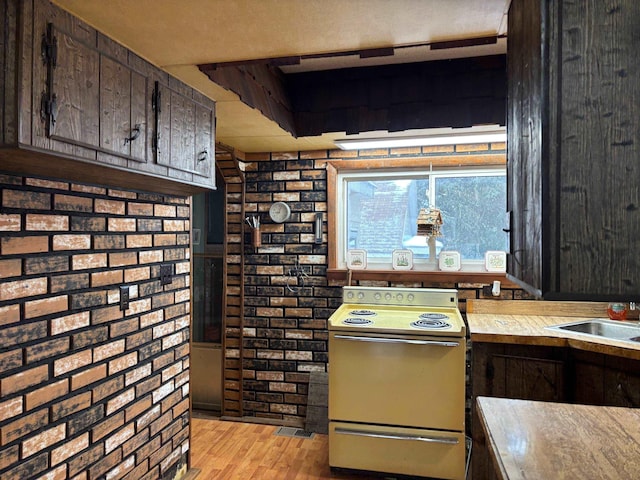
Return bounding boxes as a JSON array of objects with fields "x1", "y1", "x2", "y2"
[
  {"x1": 40, "y1": 92, "x2": 57, "y2": 125},
  {"x1": 41, "y1": 23, "x2": 57, "y2": 67},
  {"x1": 151, "y1": 81, "x2": 161, "y2": 155},
  {"x1": 40, "y1": 23, "x2": 57, "y2": 136}
]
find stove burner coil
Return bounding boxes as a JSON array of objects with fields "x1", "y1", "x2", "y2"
[
  {"x1": 349, "y1": 310, "x2": 377, "y2": 316},
  {"x1": 343, "y1": 317, "x2": 374, "y2": 326},
  {"x1": 418, "y1": 313, "x2": 449, "y2": 320},
  {"x1": 411, "y1": 318, "x2": 451, "y2": 329}
]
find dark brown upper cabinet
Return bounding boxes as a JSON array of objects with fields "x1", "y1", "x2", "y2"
[
  {"x1": 507, "y1": 0, "x2": 640, "y2": 301},
  {"x1": 154, "y1": 81, "x2": 214, "y2": 181},
  {"x1": 38, "y1": 23, "x2": 148, "y2": 164},
  {"x1": 1, "y1": 0, "x2": 215, "y2": 195}
]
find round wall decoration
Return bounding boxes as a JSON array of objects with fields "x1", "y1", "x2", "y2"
[{"x1": 269, "y1": 201, "x2": 291, "y2": 223}]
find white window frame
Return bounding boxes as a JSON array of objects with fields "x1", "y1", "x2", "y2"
[{"x1": 336, "y1": 165, "x2": 507, "y2": 271}]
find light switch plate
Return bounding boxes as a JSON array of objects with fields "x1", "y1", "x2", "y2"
[{"x1": 119, "y1": 285, "x2": 129, "y2": 311}]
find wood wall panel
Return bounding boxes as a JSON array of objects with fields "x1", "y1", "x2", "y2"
[{"x1": 201, "y1": 55, "x2": 506, "y2": 140}]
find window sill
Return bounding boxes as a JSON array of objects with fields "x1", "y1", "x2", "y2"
[{"x1": 326, "y1": 268, "x2": 519, "y2": 287}]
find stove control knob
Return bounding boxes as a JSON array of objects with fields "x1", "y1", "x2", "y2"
[
  {"x1": 385, "y1": 293, "x2": 392, "y2": 301},
  {"x1": 396, "y1": 293, "x2": 403, "y2": 301},
  {"x1": 357, "y1": 292, "x2": 365, "y2": 300},
  {"x1": 374, "y1": 293, "x2": 381, "y2": 300},
  {"x1": 407, "y1": 294, "x2": 415, "y2": 302},
  {"x1": 346, "y1": 292, "x2": 354, "y2": 300}
]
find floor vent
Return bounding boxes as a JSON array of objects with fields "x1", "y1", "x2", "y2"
[{"x1": 273, "y1": 427, "x2": 315, "y2": 439}]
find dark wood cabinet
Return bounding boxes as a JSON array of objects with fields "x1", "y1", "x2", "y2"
[
  {"x1": 98, "y1": 54, "x2": 148, "y2": 163},
  {"x1": 573, "y1": 350, "x2": 640, "y2": 408},
  {"x1": 506, "y1": 0, "x2": 640, "y2": 300},
  {"x1": 36, "y1": 22, "x2": 149, "y2": 164},
  {"x1": 155, "y1": 81, "x2": 214, "y2": 182},
  {"x1": 472, "y1": 342, "x2": 568, "y2": 479},
  {"x1": 487, "y1": 351, "x2": 566, "y2": 401},
  {"x1": 1, "y1": 0, "x2": 215, "y2": 194},
  {"x1": 472, "y1": 343, "x2": 567, "y2": 402}
]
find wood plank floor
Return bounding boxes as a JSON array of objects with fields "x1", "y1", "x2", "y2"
[{"x1": 190, "y1": 416, "x2": 420, "y2": 479}]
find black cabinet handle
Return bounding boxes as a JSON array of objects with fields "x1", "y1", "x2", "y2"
[
  {"x1": 197, "y1": 149, "x2": 208, "y2": 162},
  {"x1": 50, "y1": 94, "x2": 57, "y2": 125},
  {"x1": 124, "y1": 124, "x2": 141, "y2": 145}
]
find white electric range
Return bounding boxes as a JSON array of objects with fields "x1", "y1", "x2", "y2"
[{"x1": 328, "y1": 286, "x2": 467, "y2": 480}]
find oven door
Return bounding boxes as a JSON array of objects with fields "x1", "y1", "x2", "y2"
[{"x1": 329, "y1": 330, "x2": 465, "y2": 431}]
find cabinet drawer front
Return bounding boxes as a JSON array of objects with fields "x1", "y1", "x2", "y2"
[{"x1": 329, "y1": 421, "x2": 466, "y2": 479}]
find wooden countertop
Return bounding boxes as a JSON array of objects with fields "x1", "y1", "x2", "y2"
[
  {"x1": 466, "y1": 299, "x2": 640, "y2": 361},
  {"x1": 477, "y1": 396, "x2": 640, "y2": 480}
]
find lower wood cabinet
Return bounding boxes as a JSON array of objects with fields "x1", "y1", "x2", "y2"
[
  {"x1": 482, "y1": 345, "x2": 567, "y2": 401},
  {"x1": 573, "y1": 350, "x2": 640, "y2": 408},
  {"x1": 472, "y1": 342, "x2": 640, "y2": 479}
]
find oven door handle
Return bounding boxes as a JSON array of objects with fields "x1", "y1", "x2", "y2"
[
  {"x1": 335, "y1": 427, "x2": 459, "y2": 445},
  {"x1": 333, "y1": 334, "x2": 459, "y2": 347}
]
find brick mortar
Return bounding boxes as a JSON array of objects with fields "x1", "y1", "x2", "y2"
[{"x1": 0, "y1": 171, "x2": 190, "y2": 480}]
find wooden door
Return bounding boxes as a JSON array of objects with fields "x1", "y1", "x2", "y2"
[
  {"x1": 490, "y1": 353, "x2": 565, "y2": 401},
  {"x1": 505, "y1": 0, "x2": 544, "y2": 296},
  {"x1": 42, "y1": 25, "x2": 148, "y2": 163},
  {"x1": 99, "y1": 56, "x2": 147, "y2": 162},
  {"x1": 507, "y1": 0, "x2": 640, "y2": 299},
  {"x1": 194, "y1": 103, "x2": 214, "y2": 179},
  {"x1": 48, "y1": 26, "x2": 100, "y2": 150},
  {"x1": 169, "y1": 88, "x2": 196, "y2": 173},
  {"x1": 156, "y1": 83, "x2": 214, "y2": 181},
  {"x1": 603, "y1": 356, "x2": 640, "y2": 408}
]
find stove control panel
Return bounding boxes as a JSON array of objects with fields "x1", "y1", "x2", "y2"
[{"x1": 343, "y1": 286, "x2": 457, "y2": 308}]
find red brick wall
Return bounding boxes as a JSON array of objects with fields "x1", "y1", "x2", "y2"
[{"x1": 0, "y1": 173, "x2": 191, "y2": 480}]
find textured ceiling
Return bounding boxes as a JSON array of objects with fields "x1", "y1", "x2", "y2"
[{"x1": 52, "y1": 0, "x2": 510, "y2": 153}]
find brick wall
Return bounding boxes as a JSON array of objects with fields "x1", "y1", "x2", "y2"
[
  {"x1": 0, "y1": 172, "x2": 191, "y2": 480},
  {"x1": 235, "y1": 144, "x2": 533, "y2": 426},
  {"x1": 241, "y1": 152, "x2": 338, "y2": 425}
]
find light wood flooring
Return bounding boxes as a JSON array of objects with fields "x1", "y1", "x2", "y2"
[{"x1": 190, "y1": 415, "x2": 419, "y2": 479}]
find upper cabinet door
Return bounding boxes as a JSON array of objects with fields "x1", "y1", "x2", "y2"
[
  {"x1": 42, "y1": 24, "x2": 148, "y2": 162},
  {"x1": 99, "y1": 56, "x2": 148, "y2": 162},
  {"x1": 507, "y1": 0, "x2": 640, "y2": 300},
  {"x1": 169, "y1": 88, "x2": 196, "y2": 173},
  {"x1": 47, "y1": 26, "x2": 100, "y2": 150},
  {"x1": 155, "y1": 83, "x2": 215, "y2": 180},
  {"x1": 194, "y1": 103, "x2": 214, "y2": 179}
]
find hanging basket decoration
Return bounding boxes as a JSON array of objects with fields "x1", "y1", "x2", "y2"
[{"x1": 417, "y1": 207, "x2": 443, "y2": 237}]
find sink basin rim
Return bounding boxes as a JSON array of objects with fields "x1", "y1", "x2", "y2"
[{"x1": 545, "y1": 318, "x2": 640, "y2": 343}]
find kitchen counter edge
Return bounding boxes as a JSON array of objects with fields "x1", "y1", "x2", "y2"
[{"x1": 466, "y1": 300, "x2": 640, "y2": 361}]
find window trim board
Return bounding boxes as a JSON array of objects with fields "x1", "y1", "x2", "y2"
[{"x1": 326, "y1": 152, "x2": 508, "y2": 284}]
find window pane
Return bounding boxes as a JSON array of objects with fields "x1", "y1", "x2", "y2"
[
  {"x1": 346, "y1": 178, "x2": 429, "y2": 258},
  {"x1": 192, "y1": 256, "x2": 223, "y2": 343},
  {"x1": 434, "y1": 175, "x2": 507, "y2": 259}
]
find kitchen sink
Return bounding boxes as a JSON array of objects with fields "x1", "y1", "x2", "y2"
[{"x1": 546, "y1": 319, "x2": 640, "y2": 343}]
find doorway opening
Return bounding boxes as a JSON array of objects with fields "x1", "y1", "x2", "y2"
[{"x1": 191, "y1": 178, "x2": 226, "y2": 413}]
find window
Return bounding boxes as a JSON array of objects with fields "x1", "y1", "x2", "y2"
[{"x1": 329, "y1": 159, "x2": 507, "y2": 272}]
